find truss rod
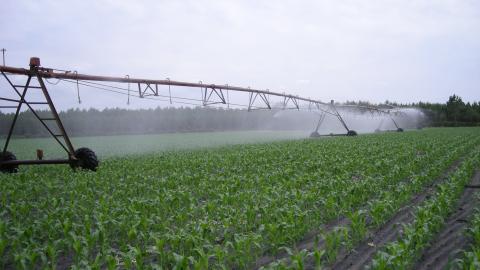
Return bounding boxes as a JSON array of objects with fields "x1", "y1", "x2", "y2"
[{"x1": 0, "y1": 65, "x2": 327, "y2": 107}]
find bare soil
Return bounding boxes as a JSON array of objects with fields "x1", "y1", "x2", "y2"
[
  {"x1": 413, "y1": 170, "x2": 480, "y2": 270},
  {"x1": 254, "y1": 216, "x2": 350, "y2": 268},
  {"x1": 329, "y1": 191, "x2": 429, "y2": 270},
  {"x1": 329, "y1": 159, "x2": 467, "y2": 270},
  {"x1": 255, "y1": 157, "x2": 467, "y2": 269}
]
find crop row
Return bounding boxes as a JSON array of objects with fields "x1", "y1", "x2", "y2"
[
  {"x1": 263, "y1": 130, "x2": 480, "y2": 269},
  {"x1": 453, "y1": 209, "x2": 480, "y2": 268},
  {"x1": 368, "y1": 147, "x2": 480, "y2": 269},
  {"x1": 258, "y1": 131, "x2": 465, "y2": 264}
]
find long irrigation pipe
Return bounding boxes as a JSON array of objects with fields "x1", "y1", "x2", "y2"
[{"x1": 0, "y1": 64, "x2": 401, "y2": 116}]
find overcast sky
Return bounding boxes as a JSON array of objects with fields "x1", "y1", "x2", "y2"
[{"x1": 1, "y1": 0, "x2": 479, "y2": 110}]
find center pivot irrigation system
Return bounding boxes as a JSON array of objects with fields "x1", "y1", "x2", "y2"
[{"x1": 0, "y1": 57, "x2": 405, "y2": 173}]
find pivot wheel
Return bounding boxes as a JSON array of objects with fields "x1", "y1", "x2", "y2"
[
  {"x1": 310, "y1": 131, "x2": 321, "y2": 138},
  {"x1": 0, "y1": 151, "x2": 19, "y2": 173},
  {"x1": 71, "y1": 147, "x2": 99, "y2": 171},
  {"x1": 397, "y1": 128, "x2": 404, "y2": 132},
  {"x1": 347, "y1": 130, "x2": 358, "y2": 136}
]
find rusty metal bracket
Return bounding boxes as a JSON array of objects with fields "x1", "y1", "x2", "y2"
[
  {"x1": 138, "y1": 83, "x2": 158, "y2": 98},
  {"x1": 282, "y1": 96, "x2": 300, "y2": 110},
  {"x1": 202, "y1": 87, "x2": 226, "y2": 106},
  {"x1": 248, "y1": 91, "x2": 271, "y2": 111}
]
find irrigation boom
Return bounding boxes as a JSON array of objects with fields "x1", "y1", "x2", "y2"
[
  {"x1": 0, "y1": 57, "x2": 405, "y2": 173},
  {"x1": 0, "y1": 60, "x2": 398, "y2": 113},
  {"x1": 0, "y1": 64, "x2": 323, "y2": 106}
]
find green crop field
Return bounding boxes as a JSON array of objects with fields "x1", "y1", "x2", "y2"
[
  {"x1": 1, "y1": 127, "x2": 480, "y2": 269},
  {"x1": 1, "y1": 130, "x2": 306, "y2": 160}
]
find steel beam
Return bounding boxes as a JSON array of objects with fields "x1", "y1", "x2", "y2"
[
  {"x1": 0, "y1": 65, "x2": 330, "y2": 107},
  {"x1": 0, "y1": 64, "x2": 406, "y2": 116},
  {"x1": 2, "y1": 75, "x2": 32, "y2": 153},
  {"x1": 203, "y1": 87, "x2": 226, "y2": 106},
  {"x1": 1, "y1": 159, "x2": 71, "y2": 165},
  {"x1": 35, "y1": 73, "x2": 76, "y2": 156}
]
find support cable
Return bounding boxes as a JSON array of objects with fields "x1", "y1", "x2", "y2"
[
  {"x1": 35, "y1": 77, "x2": 358, "y2": 113},
  {"x1": 167, "y1": 78, "x2": 172, "y2": 104},
  {"x1": 226, "y1": 84, "x2": 229, "y2": 109},
  {"x1": 61, "y1": 79, "x2": 203, "y2": 103},
  {"x1": 74, "y1": 71, "x2": 81, "y2": 104},
  {"x1": 126, "y1": 75, "x2": 130, "y2": 105},
  {"x1": 58, "y1": 78, "x2": 329, "y2": 112},
  {"x1": 199, "y1": 81, "x2": 205, "y2": 106},
  {"x1": 59, "y1": 78, "x2": 252, "y2": 109},
  {"x1": 45, "y1": 78, "x2": 62, "y2": 85}
]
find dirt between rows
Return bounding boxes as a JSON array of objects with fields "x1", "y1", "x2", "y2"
[
  {"x1": 413, "y1": 170, "x2": 480, "y2": 270},
  {"x1": 326, "y1": 159, "x2": 468, "y2": 270},
  {"x1": 255, "y1": 156, "x2": 466, "y2": 269},
  {"x1": 254, "y1": 216, "x2": 351, "y2": 268},
  {"x1": 328, "y1": 190, "x2": 430, "y2": 270}
]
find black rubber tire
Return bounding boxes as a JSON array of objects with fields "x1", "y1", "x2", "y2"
[
  {"x1": 0, "y1": 151, "x2": 19, "y2": 173},
  {"x1": 374, "y1": 128, "x2": 381, "y2": 133},
  {"x1": 397, "y1": 128, "x2": 404, "y2": 132},
  {"x1": 71, "y1": 147, "x2": 99, "y2": 171},
  {"x1": 310, "y1": 131, "x2": 321, "y2": 138},
  {"x1": 347, "y1": 130, "x2": 358, "y2": 136}
]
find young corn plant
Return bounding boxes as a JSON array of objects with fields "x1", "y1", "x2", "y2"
[
  {"x1": 348, "y1": 210, "x2": 368, "y2": 244},
  {"x1": 1, "y1": 128, "x2": 479, "y2": 269},
  {"x1": 453, "y1": 210, "x2": 480, "y2": 269},
  {"x1": 369, "y1": 152, "x2": 479, "y2": 269},
  {"x1": 323, "y1": 227, "x2": 347, "y2": 264}
]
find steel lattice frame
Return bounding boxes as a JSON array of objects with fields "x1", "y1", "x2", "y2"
[{"x1": 0, "y1": 57, "x2": 404, "y2": 169}]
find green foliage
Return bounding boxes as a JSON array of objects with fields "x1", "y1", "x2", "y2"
[
  {"x1": 348, "y1": 210, "x2": 367, "y2": 244},
  {"x1": 416, "y1": 95, "x2": 480, "y2": 126},
  {"x1": 3, "y1": 130, "x2": 305, "y2": 160},
  {"x1": 369, "y1": 149, "x2": 480, "y2": 269},
  {"x1": 1, "y1": 127, "x2": 479, "y2": 269},
  {"x1": 452, "y1": 210, "x2": 480, "y2": 269},
  {"x1": 324, "y1": 227, "x2": 347, "y2": 263}
]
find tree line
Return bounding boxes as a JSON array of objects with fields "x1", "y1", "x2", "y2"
[
  {"x1": 1, "y1": 94, "x2": 478, "y2": 138},
  {"x1": 0, "y1": 107, "x2": 292, "y2": 138},
  {"x1": 347, "y1": 94, "x2": 480, "y2": 127},
  {"x1": 414, "y1": 95, "x2": 480, "y2": 126}
]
